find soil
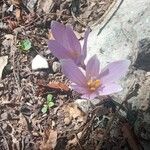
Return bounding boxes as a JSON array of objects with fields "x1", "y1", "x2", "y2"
[{"x1": 0, "y1": 0, "x2": 147, "y2": 150}]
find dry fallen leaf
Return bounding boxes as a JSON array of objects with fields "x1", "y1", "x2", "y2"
[
  {"x1": 10, "y1": 0, "x2": 22, "y2": 6},
  {"x1": 68, "y1": 132, "x2": 82, "y2": 146},
  {"x1": 0, "y1": 56, "x2": 8, "y2": 80},
  {"x1": 62, "y1": 103, "x2": 86, "y2": 126},
  {"x1": 17, "y1": 114, "x2": 28, "y2": 131},
  {"x1": 40, "y1": 129, "x2": 57, "y2": 150},
  {"x1": 10, "y1": 0, "x2": 22, "y2": 21},
  {"x1": 7, "y1": 20, "x2": 18, "y2": 30},
  {"x1": 38, "y1": 0, "x2": 53, "y2": 13},
  {"x1": 2, "y1": 34, "x2": 14, "y2": 49},
  {"x1": 15, "y1": 8, "x2": 22, "y2": 21},
  {"x1": 10, "y1": 0, "x2": 30, "y2": 15},
  {"x1": 47, "y1": 30, "x2": 55, "y2": 40},
  {"x1": 36, "y1": 80, "x2": 69, "y2": 96},
  {"x1": 47, "y1": 81, "x2": 70, "y2": 92},
  {"x1": 4, "y1": 34, "x2": 14, "y2": 40},
  {"x1": 68, "y1": 103, "x2": 84, "y2": 119}
]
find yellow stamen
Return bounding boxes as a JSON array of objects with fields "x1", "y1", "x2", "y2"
[{"x1": 87, "y1": 79, "x2": 101, "y2": 91}]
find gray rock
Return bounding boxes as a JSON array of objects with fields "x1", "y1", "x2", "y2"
[
  {"x1": 134, "y1": 38, "x2": 150, "y2": 71},
  {"x1": 87, "y1": 0, "x2": 150, "y2": 67},
  {"x1": 74, "y1": 99, "x2": 93, "y2": 113},
  {"x1": 86, "y1": 0, "x2": 150, "y2": 108},
  {"x1": 74, "y1": 98, "x2": 101, "y2": 113},
  {"x1": 134, "y1": 112, "x2": 150, "y2": 141},
  {"x1": 112, "y1": 69, "x2": 150, "y2": 110},
  {"x1": 52, "y1": 61, "x2": 61, "y2": 73},
  {"x1": 128, "y1": 72, "x2": 150, "y2": 110},
  {"x1": 90, "y1": 98, "x2": 102, "y2": 106}
]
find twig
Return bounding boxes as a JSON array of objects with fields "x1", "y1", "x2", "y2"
[
  {"x1": 24, "y1": 13, "x2": 72, "y2": 30},
  {"x1": 79, "y1": 105, "x2": 108, "y2": 141},
  {"x1": 11, "y1": 32, "x2": 23, "y2": 100},
  {"x1": 91, "y1": 0, "x2": 124, "y2": 35},
  {"x1": 71, "y1": 11, "x2": 86, "y2": 27},
  {"x1": 95, "y1": 81, "x2": 136, "y2": 150},
  {"x1": 74, "y1": 133, "x2": 84, "y2": 150}
]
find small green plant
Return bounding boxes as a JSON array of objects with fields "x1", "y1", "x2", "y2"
[
  {"x1": 41, "y1": 94, "x2": 55, "y2": 114},
  {"x1": 19, "y1": 39, "x2": 32, "y2": 52}
]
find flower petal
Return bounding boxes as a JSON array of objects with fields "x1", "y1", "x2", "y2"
[
  {"x1": 71, "y1": 84, "x2": 87, "y2": 94},
  {"x1": 86, "y1": 55, "x2": 100, "y2": 80},
  {"x1": 51, "y1": 21, "x2": 81, "y2": 55},
  {"x1": 66, "y1": 25, "x2": 81, "y2": 55},
  {"x1": 100, "y1": 60, "x2": 130, "y2": 84},
  {"x1": 51, "y1": 21, "x2": 70, "y2": 49},
  {"x1": 61, "y1": 59, "x2": 86, "y2": 86},
  {"x1": 48, "y1": 40, "x2": 71, "y2": 59},
  {"x1": 81, "y1": 91, "x2": 98, "y2": 100},
  {"x1": 98, "y1": 83, "x2": 122, "y2": 95},
  {"x1": 82, "y1": 28, "x2": 91, "y2": 60}
]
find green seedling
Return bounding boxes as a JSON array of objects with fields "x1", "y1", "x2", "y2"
[
  {"x1": 41, "y1": 94, "x2": 55, "y2": 114},
  {"x1": 41, "y1": 104, "x2": 48, "y2": 114},
  {"x1": 19, "y1": 39, "x2": 32, "y2": 52}
]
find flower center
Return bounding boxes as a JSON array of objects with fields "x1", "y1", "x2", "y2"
[{"x1": 87, "y1": 79, "x2": 101, "y2": 91}]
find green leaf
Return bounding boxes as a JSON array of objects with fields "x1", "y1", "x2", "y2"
[
  {"x1": 41, "y1": 105, "x2": 48, "y2": 113},
  {"x1": 47, "y1": 94, "x2": 54, "y2": 108},
  {"x1": 20, "y1": 39, "x2": 32, "y2": 52},
  {"x1": 47, "y1": 94, "x2": 53, "y2": 103},
  {"x1": 48, "y1": 101, "x2": 55, "y2": 108}
]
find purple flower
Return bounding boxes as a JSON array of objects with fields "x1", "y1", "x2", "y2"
[
  {"x1": 48, "y1": 21, "x2": 90, "y2": 67},
  {"x1": 61, "y1": 55, "x2": 130, "y2": 99}
]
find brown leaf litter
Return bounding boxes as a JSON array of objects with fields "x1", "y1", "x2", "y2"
[{"x1": 1, "y1": 0, "x2": 148, "y2": 149}]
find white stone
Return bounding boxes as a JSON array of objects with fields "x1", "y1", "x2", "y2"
[
  {"x1": 32, "y1": 55, "x2": 49, "y2": 70},
  {"x1": 52, "y1": 61, "x2": 61, "y2": 73}
]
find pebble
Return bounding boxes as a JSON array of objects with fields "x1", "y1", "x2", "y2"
[
  {"x1": 32, "y1": 55, "x2": 49, "y2": 70},
  {"x1": 0, "y1": 83, "x2": 4, "y2": 88},
  {"x1": 52, "y1": 61, "x2": 61, "y2": 73},
  {"x1": 74, "y1": 98, "x2": 101, "y2": 113},
  {"x1": 74, "y1": 99, "x2": 93, "y2": 113}
]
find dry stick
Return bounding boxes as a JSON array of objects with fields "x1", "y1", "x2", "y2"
[
  {"x1": 74, "y1": 133, "x2": 84, "y2": 150},
  {"x1": 12, "y1": 33, "x2": 22, "y2": 100},
  {"x1": 76, "y1": 106, "x2": 108, "y2": 148},
  {"x1": 24, "y1": 13, "x2": 71, "y2": 28},
  {"x1": 71, "y1": 11, "x2": 86, "y2": 27},
  {"x1": 95, "y1": 81, "x2": 135, "y2": 150},
  {"x1": 91, "y1": 0, "x2": 117, "y2": 28},
  {"x1": 91, "y1": 0, "x2": 124, "y2": 35},
  {"x1": 71, "y1": 0, "x2": 119, "y2": 29}
]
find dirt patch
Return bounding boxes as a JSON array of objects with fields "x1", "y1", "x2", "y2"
[{"x1": 0, "y1": 0, "x2": 146, "y2": 150}]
